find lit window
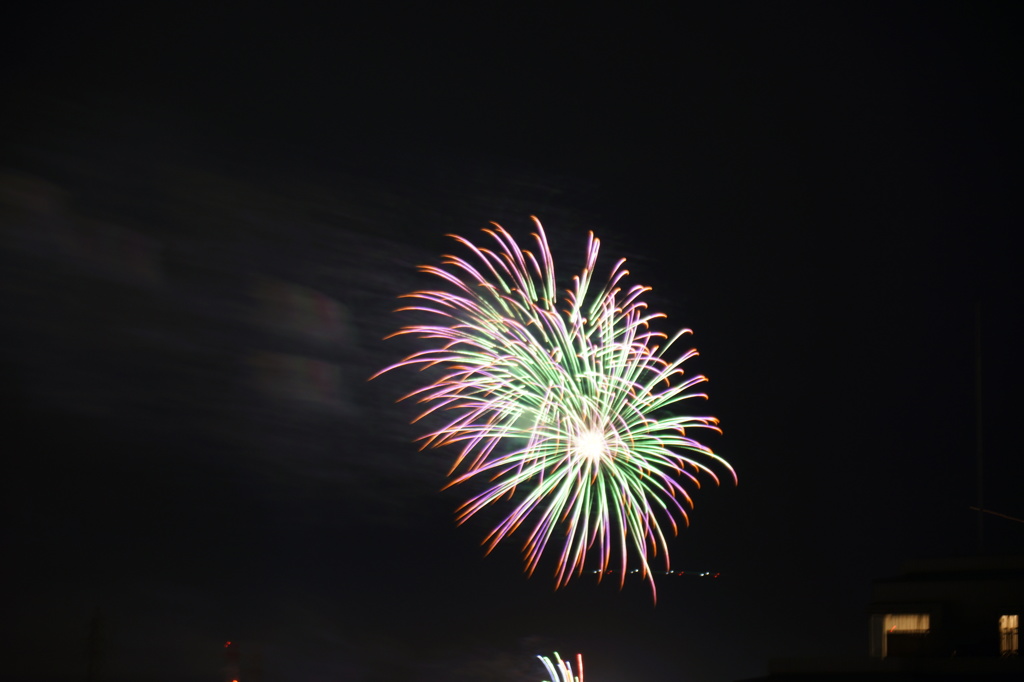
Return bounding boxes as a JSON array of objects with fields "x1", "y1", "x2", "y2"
[
  {"x1": 879, "y1": 613, "x2": 930, "y2": 658},
  {"x1": 885, "y1": 613, "x2": 930, "y2": 634},
  {"x1": 1000, "y1": 614, "x2": 1019, "y2": 656}
]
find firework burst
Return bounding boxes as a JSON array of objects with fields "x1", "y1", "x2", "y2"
[
  {"x1": 538, "y1": 652, "x2": 584, "y2": 682},
  {"x1": 375, "y1": 217, "x2": 734, "y2": 597}
]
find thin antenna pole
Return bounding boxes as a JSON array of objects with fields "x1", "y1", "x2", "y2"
[
  {"x1": 969, "y1": 506, "x2": 1024, "y2": 525},
  {"x1": 85, "y1": 607, "x2": 104, "y2": 682},
  {"x1": 975, "y1": 301, "x2": 984, "y2": 554}
]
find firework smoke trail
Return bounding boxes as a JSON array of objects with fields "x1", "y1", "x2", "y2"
[
  {"x1": 374, "y1": 217, "x2": 735, "y2": 598},
  {"x1": 538, "y1": 652, "x2": 584, "y2": 682}
]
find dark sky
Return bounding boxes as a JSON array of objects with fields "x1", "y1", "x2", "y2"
[{"x1": 2, "y1": 4, "x2": 1021, "y2": 682}]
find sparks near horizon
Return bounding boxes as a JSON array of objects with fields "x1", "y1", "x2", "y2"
[
  {"x1": 538, "y1": 652, "x2": 584, "y2": 682},
  {"x1": 375, "y1": 217, "x2": 735, "y2": 598}
]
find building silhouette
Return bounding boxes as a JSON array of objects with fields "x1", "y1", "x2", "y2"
[{"x1": 744, "y1": 556, "x2": 1024, "y2": 681}]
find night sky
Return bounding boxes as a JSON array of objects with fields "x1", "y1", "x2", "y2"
[{"x1": 2, "y1": 4, "x2": 1021, "y2": 682}]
